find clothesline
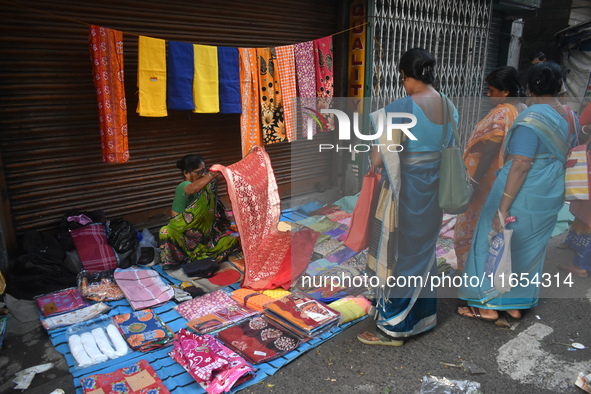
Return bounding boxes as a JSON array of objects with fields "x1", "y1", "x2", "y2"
[{"x1": 0, "y1": 0, "x2": 368, "y2": 44}]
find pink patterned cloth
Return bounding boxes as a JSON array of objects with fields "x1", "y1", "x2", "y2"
[
  {"x1": 113, "y1": 267, "x2": 174, "y2": 310},
  {"x1": 169, "y1": 330, "x2": 254, "y2": 394},
  {"x1": 313, "y1": 36, "x2": 335, "y2": 131},
  {"x1": 275, "y1": 45, "x2": 297, "y2": 142},
  {"x1": 175, "y1": 290, "x2": 236, "y2": 322},
  {"x1": 238, "y1": 48, "x2": 261, "y2": 157},
  {"x1": 35, "y1": 287, "x2": 89, "y2": 318},
  {"x1": 211, "y1": 147, "x2": 319, "y2": 290},
  {"x1": 294, "y1": 41, "x2": 317, "y2": 138}
]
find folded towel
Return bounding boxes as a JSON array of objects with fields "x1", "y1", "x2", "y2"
[
  {"x1": 193, "y1": 44, "x2": 219, "y2": 113},
  {"x1": 167, "y1": 41, "x2": 195, "y2": 110},
  {"x1": 137, "y1": 36, "x2": 167, "y2": 117},
  {"x1": 217, "y1": 47, "x2": 241, "y2": 113}
]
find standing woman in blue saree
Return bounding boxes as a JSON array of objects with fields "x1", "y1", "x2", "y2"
[
  {"x1": 458, "y1": 62, "x2": 577, "y2": 321},
  {"x1": 357, "y1": 48, "x2": 458, "y2": 346}
]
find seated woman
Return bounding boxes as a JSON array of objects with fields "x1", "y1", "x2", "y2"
[{"x1": 159, "y1": 154, "x2": 239, "y2": 268}]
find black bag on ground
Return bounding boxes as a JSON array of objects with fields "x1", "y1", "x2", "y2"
[
  {"x1": 181, "y1": 257, "x2": 219, "y2": 278},
  {"x1": 107, "y1": 218, "x2": 139, "y2": 268},
  {"x1": 10, "y1": 230, "x2": 76, "y2": 299},
  {"x1": 137, "y1": 247, "x2": 156, "y2": 266},
  {"x1": 18, "y1": 230, "x2": 66, "y2": 269}
]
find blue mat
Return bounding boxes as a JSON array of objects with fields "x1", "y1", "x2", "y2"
[{"x1": 47, "y1": 268, "x2": 365, "y2": 393}]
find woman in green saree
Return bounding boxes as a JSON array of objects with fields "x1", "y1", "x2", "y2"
[{"x1": 159, "y1": 154, "x2": 239, "y2": 268}]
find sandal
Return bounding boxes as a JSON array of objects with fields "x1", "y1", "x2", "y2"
[
  {"x1": 357, "y1": 330, "x2": 404, "y2": 346},
  {"x1": 456, "y1": 306, "x2": 498, "y2": 321}
]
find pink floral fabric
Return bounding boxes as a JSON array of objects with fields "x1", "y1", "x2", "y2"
[
  {"x1": 294, "y1": 41, "x2": 317, "y2": 138},
  {"x1": 168, "y1": 329, "x2": 254, "y2": 394},
  {"x1": 175, "y1": 290, "x2": 236, "y2": 322}
]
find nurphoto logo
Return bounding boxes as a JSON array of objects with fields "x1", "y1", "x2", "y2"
[{"x1": 305, "y1": 107, "x2": 418, "y2": 152}]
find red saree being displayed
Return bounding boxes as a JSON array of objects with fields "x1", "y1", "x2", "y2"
[{"x1": 211, "y1": 146, "x2": 319, "y2": 290}]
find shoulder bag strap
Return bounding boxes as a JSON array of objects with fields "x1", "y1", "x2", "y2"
[
  {"x1": 441, "y1": 92, "x2": 448, "y2": 148},
  {"x1": 440, "y1": 92, "x2": 460, "y2": 148}
]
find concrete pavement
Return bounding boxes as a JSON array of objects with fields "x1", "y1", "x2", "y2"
[{"x1": 0, "y1": 232, "x2": 589, "y2": 394}]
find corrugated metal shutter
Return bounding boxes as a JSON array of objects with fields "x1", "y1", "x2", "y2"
[{"x1": 0, "y1": 0, "x2": 340, "y2": 253}]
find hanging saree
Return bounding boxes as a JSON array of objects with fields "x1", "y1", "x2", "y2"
[
  {"x1": 275, "y1": 44, "x2": 297, "y2": 141},
  {"x1": 238, "y1": 48, "x2": 262, "y2": 157},
  {"x1": 89, "y1": 25, "x2": 129, "y2": 163},
  {"x1": 159, "y1": 181, "x2": 239, "y2": 268},
  {"x1": 257, "y1": 48, "x2": 285, "y2": 144},
  {"x1": 313, "y1": 36, "x2": 335, "y2": 131},
  {"x1": 454, "y1": 103, "x2": 519, "y2": 271},
  {"x1": 459, "y1": 104, "x2": 571, "y2": 309},
  {"x1": 366, "y1": 97, "x2": 457, "y2": 338},
  {"x1": 294, "y1": 41, "x2": 317, "y2": 138},
  {"x1": 211, "y1": 146, "x2": 319, "y2": 290}
]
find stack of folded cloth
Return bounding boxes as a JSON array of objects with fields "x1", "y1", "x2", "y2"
[
  {"x1": 170, "y1": 329, "x2": 255, "y2": 393},
  {"x1": 113, "y1": 309, "x2": 175, "y2": 351},
  {"x1": 176, "y1": 290, "x2": 258, "y2": 334},
  {"x1": 80, "y1": 359, "x2": 169, "y2": 394},
  {"x1": 231, "y1": 289, "x2": 275, "y2": 312},
  {"x1": 215, "y1": 316, "x2": 302, "y2": 364},
  {"x1": 263, "y1": 292, "x2": 340, "y2": 338}
]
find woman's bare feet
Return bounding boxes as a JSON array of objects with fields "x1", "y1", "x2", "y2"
[
  {"x1": 505, "y1": 309, "x2": 521, "y2": 319},
  {"x1": 558, "y1": 261, "x2": 589, "y2": 278},
  {"x1": 457, "y1": 306, "x2": 498, "y2": 321}
]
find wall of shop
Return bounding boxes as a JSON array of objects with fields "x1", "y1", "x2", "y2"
[{"x1": 0, "y1": 0, "x2": 344, "y2": 256}]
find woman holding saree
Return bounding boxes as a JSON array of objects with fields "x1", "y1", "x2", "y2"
[
  {"x1": 357, "y1": 48, "x2": 458, "y2": 346},
  {"x1": 458, "y1": 62, "x2": 577, "y2": 320},
  {"x1": 454, "y1": 66, "x2": 525, "y2": 271},
  {"x1": 160, "y1": 154, "x2": 239, "y2": 268}
]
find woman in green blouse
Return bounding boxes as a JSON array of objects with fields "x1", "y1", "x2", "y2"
[{"x1": 159, "y1": 154, "x2": 239, "y2": 268}]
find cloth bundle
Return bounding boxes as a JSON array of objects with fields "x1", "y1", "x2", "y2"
[
  {"x1": 186, "y1": 304, "x2": 257, "y2": 334},
  {"x1": 175, "y1": 290, "x2": 237, "y2": 322},
  {"x1": 80, "y1": 359, "x2": 170, "y2": 394},
  {"x1": 35, "y1": 287, "x2": 90, "y2": 318},
  {"x1": 114, "y1": 267, "x2": 174, "y2": 310},
  {"x1": 67, "y1": 318, "x2": 129, "y2": 368},
  {"x1": 42, "y1": 302, "x2": 110, "y2": 331},
  {"x1": 78, "y1": 269, "x2": 124, "y2": 302},
  {"x1": 113, "y1": 309, "x2": 175, "y2": 351},
  {"x1": 231, "y1": 289, "x2": 275, "y2": 312},
  {"x1": 169, "y1": 330, "x2": 254, "y2": 394},
  {"x1": 216, "y1": 316, "x2": 302, "y2": 364}
]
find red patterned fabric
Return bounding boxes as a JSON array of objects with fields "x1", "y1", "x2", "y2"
[
  {"x1": 71, "y1": 224, "x2": 118, "y2": 272},
  {"x1": 89, "y1": 25, "x2": 129, "y2": 163},
  {"x1": 211, "y1": 147, "x2": 319, "y2": 290}
]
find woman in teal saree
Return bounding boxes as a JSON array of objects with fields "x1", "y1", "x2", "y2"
[
  {"x1": 357, "y1": 48, "x2": 457, "y2": 346},
  {"x1": 458, "y1": 62, "x2": 577, "y2": 320},
  {"x1": 159, "y1": 154, "x2": 239, "y2": 268}
]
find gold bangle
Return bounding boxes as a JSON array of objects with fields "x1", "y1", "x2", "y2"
[{"x1": 503, "y1": 192, "x2": 514, "y2": 199}]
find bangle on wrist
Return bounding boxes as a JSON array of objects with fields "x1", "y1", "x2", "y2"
[
  {"x1": 470, "y1": 176, "x2": 479, "y2": 185},
  {"x1": 207, "y1": 172, "x2": 213, "y2": 179},
  {"x1": 503, "y1": 192, "x2": 514, "y2": 199}
]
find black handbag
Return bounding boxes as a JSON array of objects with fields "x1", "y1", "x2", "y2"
[{"x1": 181, "y1": 257, "x2": 219, "y2": 278}]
